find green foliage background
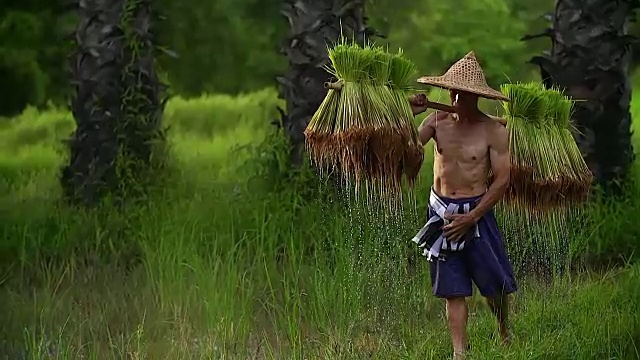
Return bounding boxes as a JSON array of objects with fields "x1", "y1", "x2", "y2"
[
  {"x1": 0, "y1": 0, "x2": 568, "y2": 115},
  {"x1": 2, "y1": 2, "x2": 640, "y2": 355},
  {"x1": 1, "y1": 86, "x2": 638, "y2": 358}
]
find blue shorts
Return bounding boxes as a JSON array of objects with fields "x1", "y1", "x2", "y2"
[{"x1": 427, "y1": 194, "x2": 518, "y2": 298}]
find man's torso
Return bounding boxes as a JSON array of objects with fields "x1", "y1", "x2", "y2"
[{"x1": 432, "y1": 112, "x2": 493, "y2": 199}]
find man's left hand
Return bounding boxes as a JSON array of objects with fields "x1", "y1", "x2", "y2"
[
  {"x1": 443, "y1": 213, "x2": 478, "y2": 242},
  {"x1": 409, "y1": 93, "x2": 429, "y2": 115}
]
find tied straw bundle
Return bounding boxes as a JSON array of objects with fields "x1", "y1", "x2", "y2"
[
  {"x1": 304, "y1": 40, "x2": 424, "y2": 201},
  {"x1": 500, "y1": 82, "x2": 594, "y2": 212}
]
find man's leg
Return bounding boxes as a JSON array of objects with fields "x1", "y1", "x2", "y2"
[
  {"x1": 465, "y1": 212, "x2": 517, "y2": 346},
  {"x1": 446, "y1": 297, "x2": 468, "y2": 357},
  {"x1": 486, "y1": 293, "x2": 511, "y2": 345},
  {"x1": 429, "y1": 251, "x2": 473, "y2": 358}
]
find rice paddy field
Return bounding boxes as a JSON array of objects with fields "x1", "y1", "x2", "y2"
[{"x1": 0, "y1": 85, "x2": 639, "y2": 359}]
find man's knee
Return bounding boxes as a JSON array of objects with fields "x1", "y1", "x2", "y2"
[
  {"x1": 446, "y1": 296, "x2": 466, "y2": 303},
  {"x1": 445, "y1": 297, "x2": 467, "y2": 320}
]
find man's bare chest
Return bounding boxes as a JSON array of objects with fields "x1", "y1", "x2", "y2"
[{"x1": 433, "y1": 125, "x2": 489, "y2": 162}]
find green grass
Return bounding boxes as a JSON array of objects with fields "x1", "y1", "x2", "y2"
[{"x1": 0, "y1": 86, "x2": 639, "y2": 359}]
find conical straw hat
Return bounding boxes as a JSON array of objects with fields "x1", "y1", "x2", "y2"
[{"x1": 417, "y1": 51, "x2": 510, "y2": 102}]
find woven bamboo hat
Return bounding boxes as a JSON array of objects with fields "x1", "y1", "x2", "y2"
[{"x1": 417, "y1": 51, "x2": 510, "y2": 102}]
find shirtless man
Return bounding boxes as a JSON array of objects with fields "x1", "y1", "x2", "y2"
[{"x1": 408, "y1": 52, "x2": 517, "y2": 359}]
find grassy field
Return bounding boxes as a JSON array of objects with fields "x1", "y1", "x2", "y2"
[{"x1": 0, "y1": 87, "x2": 639, "y2": 359}]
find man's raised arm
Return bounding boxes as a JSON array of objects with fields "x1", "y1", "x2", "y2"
[
  {"x1": 417, "y1": 112, "x2": 437, "y2": 145},
  {"x1": 409, "y1": 93, "x2": 437, "y2": 145}
]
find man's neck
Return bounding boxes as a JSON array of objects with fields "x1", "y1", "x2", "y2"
[{"x1": 454, "y1": 107, "x2": 481, "y2": 122}]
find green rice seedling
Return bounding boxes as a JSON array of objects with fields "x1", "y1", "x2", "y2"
[
  {"x1": 304, "y1": 39, "x2": 424, "y2": 211},
  {"x1": 501, "y1": 83, "x2": 546, "y2": 208},
  {"x1": 497, "y1": 82, "x2": 596, "y2": 280},
  {"x1": 500, "y1": 82, "x2": 593, "y2": 211},
  {"x1": 545, "y1": 88, "x2": 593, "y2": 204},
  {"x1": 381, "y1": 56, "x2": 421, "y2": 195},
  {"x1": 538, "y1": 85, "x2": 592, "y2": 208}
]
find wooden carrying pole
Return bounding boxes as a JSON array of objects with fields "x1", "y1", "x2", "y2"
[
  {"x1": 323, "y1": 81, "x2": 507, "y2": 126},
  {"x1": 324, "y1": 81, "x2": 456, "y2": 113}
]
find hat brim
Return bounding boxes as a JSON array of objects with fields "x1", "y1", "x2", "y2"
[{"x1": 417, "y1": 76, "x2": 510, "y2": 102}]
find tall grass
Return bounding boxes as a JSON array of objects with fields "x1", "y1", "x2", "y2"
[{"x1": 0, "y1": 87, "x2": 638, "y2": 359}]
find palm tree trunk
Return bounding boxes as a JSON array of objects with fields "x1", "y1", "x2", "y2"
[
  {"x1": 525, "y1": 0, "x2": 639, "y2": 191},
  {"x1": 62, "y1": 0, "x2": 168, "y2": 205},
  {"x1": 277, "y1": 0, "x2": 378, "y2": 167}
]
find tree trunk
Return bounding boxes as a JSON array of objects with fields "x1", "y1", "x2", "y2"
[
  {"x1": 62, "y1": 0, "x2": 169, "y2": 206},
  {"x1": 277, "y1": 0, "x2": 378, "y2": 167},
  {"x1": 525, "y1": 0, "x2": 639, "y2": 191}
]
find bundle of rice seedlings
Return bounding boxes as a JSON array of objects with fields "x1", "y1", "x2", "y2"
[
  {"x1": 500, "y1": 82, "x2": 593, "y2": 211},
  {"x1": 388, "y1": 51, "x2": 424, "y2": 186},
  {"x1": 544, "y1": 87, "x2": 593, "y2": 205},
  {"x1": 304, "y1": 39, "x2": 423, "y2": 205}
]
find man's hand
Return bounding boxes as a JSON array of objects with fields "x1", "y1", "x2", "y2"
[
  {"x1": 409, "y1": 93, "x2": 429, "y2": 115},
  {"x1": 443, "y1": 213, "x2": 478, "y2": 243}
]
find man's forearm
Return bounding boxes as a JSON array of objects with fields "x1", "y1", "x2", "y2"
[{"x1": 469, "y1": 176, "x2": 509, "y2": 221}]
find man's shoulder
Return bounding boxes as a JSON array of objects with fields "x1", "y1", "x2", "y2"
[
  {"x1": 478, "y1": 114, "x2": 507, "y2": 132},
  {"x1": 482, "y1": 115, "x2": 509, "y2": 147}
]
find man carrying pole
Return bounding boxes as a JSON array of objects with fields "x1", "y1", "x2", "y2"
[{"x1": 408, "y1": 51, "x2": 518, "y2": 359}]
